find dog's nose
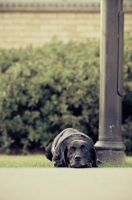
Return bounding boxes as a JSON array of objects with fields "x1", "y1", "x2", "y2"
[{"x1": 75, "y1": 155, "x2": 81, "y2": 161}]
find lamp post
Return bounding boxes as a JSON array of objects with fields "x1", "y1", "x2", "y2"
[{"x1": 95, "y1": 0, "x2": 126, "y2": 164}]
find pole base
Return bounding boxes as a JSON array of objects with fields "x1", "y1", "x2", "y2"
[{"x1": 95, "y1": 141, "x2": 126, "y2": 164}]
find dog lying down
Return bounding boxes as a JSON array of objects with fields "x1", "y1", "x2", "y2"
[{"x1": 45, "y1": 128, "x2": 98, "y2": 168}]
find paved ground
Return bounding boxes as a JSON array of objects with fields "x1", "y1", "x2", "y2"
[{"x1": 0, "y1": 168, "x2": 132, "y2": 200}]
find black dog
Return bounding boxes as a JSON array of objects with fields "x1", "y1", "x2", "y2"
[{"x1": 45, "y1": 128, "x2": 98, "y2": 168}]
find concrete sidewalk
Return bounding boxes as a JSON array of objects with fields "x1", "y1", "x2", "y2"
[{"x1": 0, "y1": 168, "x2": 132, "y2": 200}]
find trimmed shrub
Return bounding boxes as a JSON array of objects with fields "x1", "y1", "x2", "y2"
[
  {"x1": 122, "y1": 34, "x2": 132, "y2": 155},
  {"x1": 0, "y1": 40, "x2": 100, "y2": 154},
  {"x1": 122, "y1": 118, "x2": 132, "y2": 155},
  {"x1": 0, "y1": 35, "x2": 132, "y2": 155}
]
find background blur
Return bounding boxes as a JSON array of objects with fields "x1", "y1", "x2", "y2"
[
  {"x1": 0, "y1": 0, "x2": 132, "y2": 48},
  {"x1": 0, "y1": 0, "x2": 132, "y2": 155}
]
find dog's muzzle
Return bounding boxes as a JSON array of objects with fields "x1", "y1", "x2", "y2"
[{"x1": 70, "y1": 157, "x2": 92, "y2": 168}]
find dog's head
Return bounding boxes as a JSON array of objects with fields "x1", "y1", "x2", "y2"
[
  {"x1": 65, "y1": 140, "x2": 97, "y2": 168},
  {"x1": 53, "y1": 137, "x2": 97, "y2": 168}
]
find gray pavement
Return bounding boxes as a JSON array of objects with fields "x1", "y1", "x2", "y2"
[{"x1": 0, "y1": 168, "x2": 132, "y2": 200}]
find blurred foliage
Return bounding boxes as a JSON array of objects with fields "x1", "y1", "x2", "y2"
[
  {"x1": 122, "y1": 34, "x2": 132, "y2": 155},
  {"x1": 0, "y1": 35, "x2": 132, "y2": 155},
  {"x1": 0, "y1": 39, "x2": 100, "y2": 154}
]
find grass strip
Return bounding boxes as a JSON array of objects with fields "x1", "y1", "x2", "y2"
[
  {"x1": 0, "y1": 155, "x2": 54, "y2": 168},
  {"x1": 0, "y1": 155, "x2": 131, "y2": 168}
]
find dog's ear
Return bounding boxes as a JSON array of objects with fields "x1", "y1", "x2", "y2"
[
  {"x1": 45, "y1": 142, "x2": 53, "y2": 161},
  {"x1": 91, "y1": 147, "x2": 98, "y2": 167},
  {"x1": 62, "y1": 146, "x2": 69, "y2": 167},
  {"x1": 52, "y1": 148, "x2": 62, "y2": 167},
  {"x1": 52, "y1": 145, "x2": 68, "y2": 167}
]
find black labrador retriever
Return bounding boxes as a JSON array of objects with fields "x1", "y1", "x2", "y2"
[{"x1": 45, "y1": 128, "x2": 98, "y2": 168}]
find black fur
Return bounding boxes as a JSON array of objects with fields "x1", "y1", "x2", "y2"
[{"x1": 45, "y1": 128, "x2": 98, "y2": 168}]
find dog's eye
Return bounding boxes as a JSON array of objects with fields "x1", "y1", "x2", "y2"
[
  {"x1": 81, "y1": 146, "x2": 87, "y2": 152},
  {"x1": 70, "y1": 147, "x2": 75, "y2": 152}
]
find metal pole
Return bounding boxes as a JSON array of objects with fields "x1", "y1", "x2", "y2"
[{"x1": 95, "y1": 0, "x2": 126, "y2": 164}]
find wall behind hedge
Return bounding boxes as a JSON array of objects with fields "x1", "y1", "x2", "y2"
[
  {"x1": 0, "y1": 3, "x2": 132, "y2": 49},
  {"x1": 0, "y1": 35, "x2": 132, "y2": 155}
]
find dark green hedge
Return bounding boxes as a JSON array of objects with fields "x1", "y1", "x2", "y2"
[
  {"x1": 122, "y1": 35, "x2": 132, "y2": 155},
  {"x1": 0, "y1": 36, "x2": 132, "y2": 155}
]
